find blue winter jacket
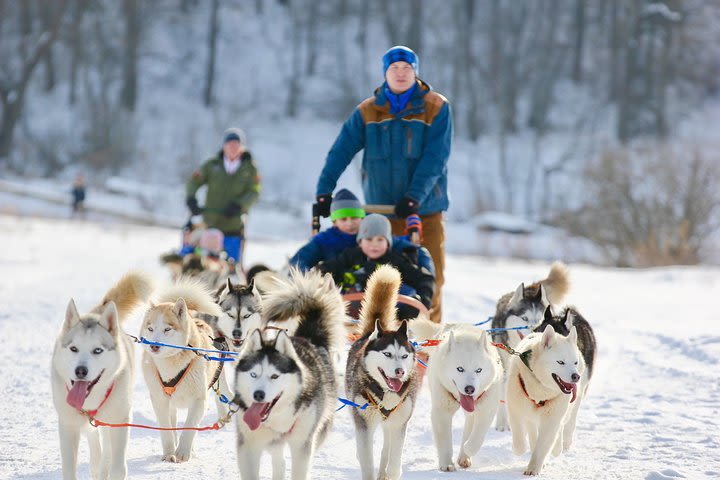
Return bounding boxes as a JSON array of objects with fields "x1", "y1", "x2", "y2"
[{"x1": 316, "y1": 79, "x2": 452, "y2": 215}]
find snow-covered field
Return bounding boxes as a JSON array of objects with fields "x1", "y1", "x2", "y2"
[{"x1": 1, "y1": 214, "x2": 718, "y2": 479}]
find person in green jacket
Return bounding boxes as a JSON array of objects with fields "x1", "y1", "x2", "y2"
[{"x1": 186, "y1": 127, "x2": 261, "y2": 264}]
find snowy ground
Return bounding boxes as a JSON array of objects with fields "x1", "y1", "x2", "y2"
[{"x1": 1, "y1": 214, "x2": 718, "y2": 479}]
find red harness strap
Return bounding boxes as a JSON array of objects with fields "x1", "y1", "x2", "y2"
[
  {"x1": 518, "y1": 373, "x2": 546, "y2": 408},
  {"x1": 156, "y1": 358, "x2": 196, "y2": 396}
]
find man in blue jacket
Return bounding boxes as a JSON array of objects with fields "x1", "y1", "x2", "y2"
[{"x1": 315, "y1": 45, "x2": 452, "y2": 323}]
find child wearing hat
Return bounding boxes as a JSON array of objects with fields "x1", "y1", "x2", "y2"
[
  {"x1": 317, "y1": 214, "x2": 435, "y2": 319},
  {"x1": 289, "y1": 188, "x2": 366, "y2": 271}
]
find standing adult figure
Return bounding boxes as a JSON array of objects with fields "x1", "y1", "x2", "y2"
[
  {"x1": 315, "y1": 46, "x2": 452, "y2": 323},
  {"x1": 186, "y1": 127, "x2": 261, "y2": 268}
]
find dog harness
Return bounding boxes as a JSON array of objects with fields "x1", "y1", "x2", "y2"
[
  {"x1": 364, "y1": 391, "x2": 407, "y2": 420},
  {"x1": 67, "y1": 382, "x2": 115, "y2": 417},
  {"x1": 156, "y1": 359, "x2": 197, "y2": 396},
  {"x1": 518, "y1": 373, "x2": 546, "y2": 408}
]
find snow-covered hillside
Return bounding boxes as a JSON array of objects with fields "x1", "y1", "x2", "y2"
[{"x1": 1, "y1": 214, "x2": 718, "y2": 479}]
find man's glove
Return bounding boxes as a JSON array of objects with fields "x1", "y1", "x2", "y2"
[
  {"x1": 224, "y1": 201, "x2": 241, "y2": 218},
  {"x1": 315, "y1": 193, "x2": 332, "y2": 218},
  {"x1": 186, "y1": 197, "x2": 202, "y2": 216},
  {"x1": 394, "y1": 195, "x2": 420, "y2": 218}
]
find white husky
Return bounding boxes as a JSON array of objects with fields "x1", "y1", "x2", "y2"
[
  {"x1": 51, "y1": 271, "x2": 153, "y2": 480},
  {"x1": 506, "y1": 324, "x2": 587, "y2": 476},
  {"x1": 412, "y1": 319, "x2": 504, "y2": 472},
  {"x1": 140, "y1": 280, "x2": 231, "y2": 463}
]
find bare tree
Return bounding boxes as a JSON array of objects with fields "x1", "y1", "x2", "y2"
[
  {"x1": 68, "y1": 0, "x2": 86, "y2": 105},
  {"x1": 120, "y1": 0, "x2": 140, "y2": 111},
  {"x1": 572, "y1": 0, "x2": 585, "y2": 83},
  {"x1": 0, "y1": 0, "x2": 67, "y2": 160},
  {"x1": 203, "y1": 0, "x2": 221, "y2": 107}
]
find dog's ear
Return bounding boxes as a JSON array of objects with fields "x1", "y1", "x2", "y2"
[
  {"x1": 563, "y1": 309, "x2": 573, "y2": 331},
  {"x1": 242, "y1": 328, "x2": 263, "y2": 354},
  {"x1": 396, "y1": 320, "x2": 408, "y2": 339},
  {"x1": 509, "y1": 283, "x2": 524, "y2": 307},
  {"x1": 544, "y1": 305, "x2": 554, "y2": 323},
  {"x1": 568, "y1": 325, "x2": 578, "y2": 346},
  {"x1": 63, "y1": 299, "x2": 81, "y2": 333},
  {"x1": 98, "y1": 301, "x2": 120, "y2": 335},
  {"x1": 479, "y1": 329, "x2": 490, "y2": 352},
  {"x1": 539, "y1": 284, "x2": 549, "y2": 306},
  {"x1": 173, "y1": 298, "x2": 188, "y2": 322},
  {"x1": 251, "y1": 280, "x2": 262, "y2": 302},
  {"x1": 369, "y1": 318, "x2": 384, "y2": 342},
  {"x1": 274, "y1": 330, "x2": 298, "y2": 358},
  {"x1": 322, "y1": 273, "x2": 335, "y2": 292},
  {"x1": 542, "y1": 324, "x2": 556, "y2": 349},
  {"x1": 446, "y1": 329, "x2": 455, "y2": 353}
]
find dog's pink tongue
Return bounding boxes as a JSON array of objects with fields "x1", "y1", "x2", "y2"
[
  {"x1": 243, "y1": 402, "x2": 267, "y2": 431},
  {"x1": 459, "y1": 394, "x2": 476, "y2": 413},
  {"x1": 67, "y1": 381, "x2": 90, "y2": 410},
  {"x1": 386, "y1": 377, "x2": 403, "y2": 393},
  {"x1": 570, "y1": 383, "x2": 577, "y2": 403}
]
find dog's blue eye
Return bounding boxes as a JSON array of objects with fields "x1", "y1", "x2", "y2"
[
  {"x1": 457, "y1": 366, "x2": 464, "y2": 373},
  {"x1": 69, "y1": 346, "x2": 78, "y2": 353},
  {"x1": 383, "y1": 352, "x2": 392, "y2": 358},
  {"x1": 250, "y1": 372, "x2": 257, "y2": 378},
  {"x1": 93, "y1": 348, "x2": 103, "y2": 355},
  {"x1": 557, "y1": 360, "x2": 565, "y2": 365},
  {"x1": 401, "y1": 354, "x2": 408, "y2": 359},
  {"x1": 475, "y1": 368, "x2": 482, "y2": 373},
  {"x1": 270, "y1": 374, "x2": 279, "y2": 380},
  {"x1": 522, "y1": 316, "x2": 529, "y2": 322}
]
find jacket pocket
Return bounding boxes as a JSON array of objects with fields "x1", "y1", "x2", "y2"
[
  {"x1": 402, "y1": 120, "x2": 425, "y2": 160},
  {"x1": 366, "y1": 122, "x2": 390, "y2": 160}
]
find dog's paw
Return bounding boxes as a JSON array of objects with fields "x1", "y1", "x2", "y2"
[
  {"x1": 162, "y1": 454, "x2": 177, "y2": 463},
  {"x1": 439, "y1": 464, "x2": 456, "y2": 472},
  {"x1": 457, "y1": 454, "x2": 472, "y2": 469},
  {"x1": 174, "y1": 448, "x2": 191, "y2": 463},
  {"x1": 523, "y1": 469, "x2": 540, "y2": 476},
  {"x1": 495, "y1": 421, "x2": 510, "y2": 432}
]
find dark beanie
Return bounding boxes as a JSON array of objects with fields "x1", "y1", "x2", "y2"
[
  {"x1": 331, "y1": 189, "x2": 366, "y2": 221},
  {"x1": 223, "y1": 127, "x2": 247, "y2": 145}
]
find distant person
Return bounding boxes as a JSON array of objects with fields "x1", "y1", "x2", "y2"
[
  {"x1": 314, "y1": 46, "x2": 452, "y2": 323},
  {"x1": 71, "y1": 174, "x2": 86, "y2": 219},
  {"x1": 186, "y1": 127, "x2": 261, "y2": 266}
]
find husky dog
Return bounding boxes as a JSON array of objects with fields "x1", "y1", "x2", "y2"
[
  {"x1": 411, "y1": 319, "x2": 504, "y2": 472},
  {"x1": 140, "y1": 280, "x2": 231, "y2": 463},
  {"x1": 345, "y1": 265, "x2": 418, "y2": 480},
  {"x1": 533, "y1": 306, "x2": 596, "y2": 449},
  {"x1": 233, "y1": 268, "x2": 345, "y2": 480},
  {"x1": 51, "y1": 271, "x2": 153, "y2": 480},
  {"x1": 506, "y1": 323, "x2": 589, "y2": 476},
  {"x1": 492, "y1": 261, "x2": 570, "y2": 431},
  {"x1": 201, "y1": 279, "x2": 265, "y2": 352}
]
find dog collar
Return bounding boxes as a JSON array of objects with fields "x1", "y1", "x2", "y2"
[
  {"x1": 67, "y1": 382, "x2": 115, "y2": 418},
  {"x1": 518, "y1": 373, "x2": 546, "y2": 408}
]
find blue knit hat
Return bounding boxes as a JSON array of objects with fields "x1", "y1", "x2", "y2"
[
  {"x1": 331, "y1": 188, "x2": 366, "y2": 221},
  {"x1": 223, "y1": 127, "x2": 247, "y2": 145},
  {"x1": 383, "y1": 46, "x2": 419, "y2": 76}
]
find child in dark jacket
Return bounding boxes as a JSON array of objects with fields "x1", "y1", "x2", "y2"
[{"x1": 318, "y1": 214, "x2": 435, "y2": 319}]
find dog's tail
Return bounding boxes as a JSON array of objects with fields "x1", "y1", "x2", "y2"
[
  {"x1": 408, "y1": 316, "x2": 443, "y2": 342},
  {"x1": 541, "y1": 261, "x2": 570, "y2": 305},
  {"x1": 261, "y1": 267, "x2": 346, "y2": 352},
  {"x1": 153, "y1": 279, "x2": 222, "y2": 317},
  {"x1": 357, "y1": 264, "x2": 400, "y2": 338},
  {"x1": 95, "y1": 271, "x2": 154, "y2": 321}
]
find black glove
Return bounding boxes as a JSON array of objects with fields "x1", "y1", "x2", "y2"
[
  {"x1": 315, "y1": 193, "x2": 332, "y2": 218},
  {"x1": 224, "y1": 201, "x2": 241, "y2": 217},
  {"x1": 186, "y1": 197, "x2": 202, "y2": 216},
  {"x1": 394, "y1": 195, "x2": 420, "y2": 218}
]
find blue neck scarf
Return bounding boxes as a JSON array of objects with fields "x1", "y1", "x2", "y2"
[{"x1": 384, "y1": 82, "x2": 416, "y2": 114}]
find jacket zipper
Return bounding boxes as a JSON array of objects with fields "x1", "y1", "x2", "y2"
[{"x1": 407, "y1": 128, "x2": 412, "y2": 157}]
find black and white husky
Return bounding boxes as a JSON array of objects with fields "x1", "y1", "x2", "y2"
[
  {"x1": 232, "y1": 268, "x2": 345, "y2": 480},
  {"x1": 491, "y1": 261, "x2": 570, "y2": 431},
  {"x1": 345, "y1": 265, "x2": 418, "y2": 480},
  {"x1": 205, "y1": 279, "x2": 264, "y2": 351}
]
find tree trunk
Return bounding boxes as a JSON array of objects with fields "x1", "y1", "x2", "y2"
[
  {"x1": 285, "y1": 0, "x2": 302, "y2": 117},
  {"x1": 203, "y1": 0, "x2": 221, "y2": 107},
  {"x1": 0, "y1": 0, "x2": 67, "y2": 160},
  {"x1": 305, "y1": 0, "x2": 318, "y2": 76},
  {"x1": 572, "y1": 0, "x2": 585, "y2": 83},
  {"x1": 407, "y1": 0, "x2": 422, "y2": 53},
  {"x1": 120, "y1": 0, "x2": 140, "y2": 112},
  {"x1": 41, "y1": 3, "x2": 57, "y2": 92},
  {"x1": 68, "y1": 0, "x2": 85, "y2": 105}
]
